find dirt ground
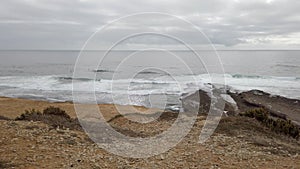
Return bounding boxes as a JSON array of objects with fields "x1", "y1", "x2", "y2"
[{"x1": 0, "y1": 96, "x2": 300, "y2": 168}]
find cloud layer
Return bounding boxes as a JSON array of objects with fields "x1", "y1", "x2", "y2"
[{"x1": 0, "y1": 0, "x2": 299, "y2": 49}]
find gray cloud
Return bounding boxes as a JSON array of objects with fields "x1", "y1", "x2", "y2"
[{"x1": 0, "y1": 0, "x2": 299, "y2": 49}]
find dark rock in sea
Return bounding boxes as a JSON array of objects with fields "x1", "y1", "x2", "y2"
[{"x1": 92, "y1": 69, "x2": 115, "y2": 73}]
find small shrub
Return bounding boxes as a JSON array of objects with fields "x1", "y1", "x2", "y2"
[
  {"x1": 0, "y1": 115, "x2": 10, "y2": 121},
  {"x1": 242, "y1": 108, "x2": 269, "y2": 122},
  {"x1": 15, "y1": 107, "x2": 81, "y2": 131},
  {"x1": 43, "y1": 106, "x2": 70, "y2": 119},
  {"x1": 241, "y1": 108, "x2": 300, "y2": 139},
  {"x1": 15, "y1": 109, "x2": 41, "y2": 121}
]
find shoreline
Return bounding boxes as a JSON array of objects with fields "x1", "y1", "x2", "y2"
[{"x1": 1, "y1": 89, "x2": 300, "y2": 122}]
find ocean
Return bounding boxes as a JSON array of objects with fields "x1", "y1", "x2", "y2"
[{"x1": 0, "y1": 50, "x2": 299, "y2": 111}]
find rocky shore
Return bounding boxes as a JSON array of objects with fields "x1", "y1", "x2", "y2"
[
  {"x1": 182, "y1": 89, "x2": 300, "y2": 128},
  {"x1": 0, "y1": 90, "x2": 300, "y2": 168},
  {"x1": 229, "y1": 90, "x2": 300, "y2": 128}
]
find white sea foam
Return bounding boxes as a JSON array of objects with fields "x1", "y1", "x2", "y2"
[{"x1": 0, "y1": 74, "x2": 299, "y2": 109}]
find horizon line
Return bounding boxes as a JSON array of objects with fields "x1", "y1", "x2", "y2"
[{"x1": 1, "y1": 49, "x2": 300, "y2": 51}]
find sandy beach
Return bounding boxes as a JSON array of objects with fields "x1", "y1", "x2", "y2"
[{"x1": 0, "y1": 97, "x2": 162, "y2": 121}]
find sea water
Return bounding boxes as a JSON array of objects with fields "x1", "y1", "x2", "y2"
[{"x1": 0, "y1": 50, "x2": 299, "y2": 111}]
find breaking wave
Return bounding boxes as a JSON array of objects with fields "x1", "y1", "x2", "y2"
[{"x1": 0, "y1": 73, "x2": 299, "y2": 108}]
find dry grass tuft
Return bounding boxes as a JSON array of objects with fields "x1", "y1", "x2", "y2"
[
  {"x1": 15, "y1": 107, "x2": 81, "y2": 130},
  {"x1": 0, "y1": 115, "x2": 10, "y2": 121},
  {"x1": 241, "y1": 108, "x2": 300, "y2": 139}
]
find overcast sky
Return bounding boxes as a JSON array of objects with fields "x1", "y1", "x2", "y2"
[{"x1": 0, "y1": 0, "x2": 299, "y2": 50}]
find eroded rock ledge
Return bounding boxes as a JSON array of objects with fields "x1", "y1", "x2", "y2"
[{"x1": 181, "y1": 89, "x2": 300, "y2": 128}]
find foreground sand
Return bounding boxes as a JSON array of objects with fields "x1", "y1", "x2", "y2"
[
  {"x1": 0, "y1": 96, "x2": 300, "y2": 168},
  {"x1": 0, "y1": 97, "x2": 161, "y2": 121}
]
